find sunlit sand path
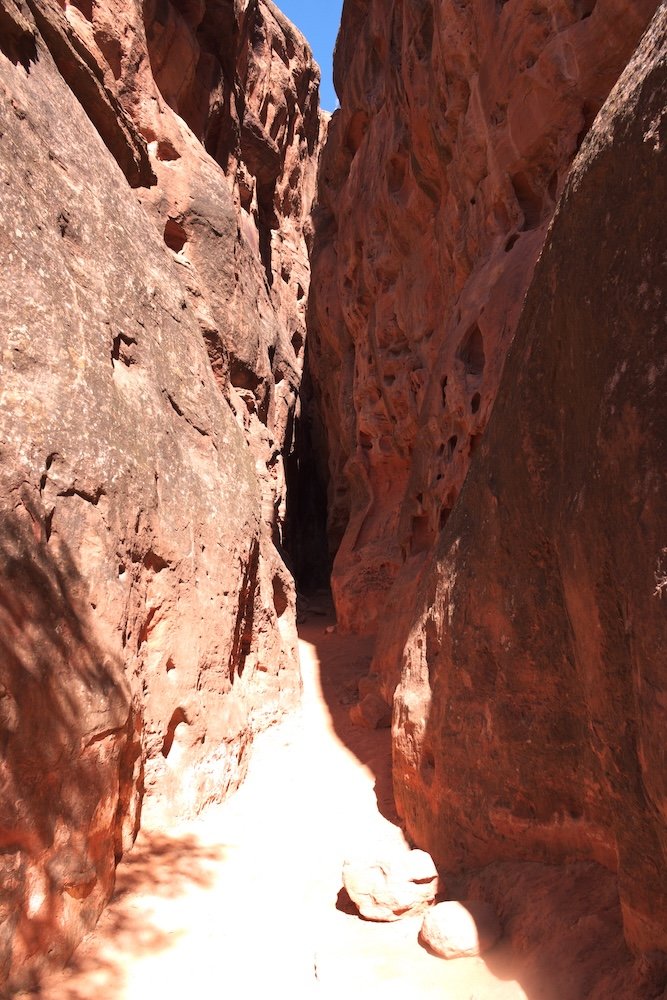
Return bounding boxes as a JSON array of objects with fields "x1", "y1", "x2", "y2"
[{"x1": 28, "y1": 621, "x2": 527, "y2": 999}]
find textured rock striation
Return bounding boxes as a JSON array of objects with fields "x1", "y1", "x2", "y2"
[
  {"x1": 389, "y1": 6, "x2": 666, "y2": 956},
  {"x1": 309, "y1": 0, "x2": 658, "y2": 636},
  {"x1": 0, "y1": 0, "x2": 321, "y2": 989}
]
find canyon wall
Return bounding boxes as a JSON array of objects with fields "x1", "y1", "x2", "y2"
[
  {"x1": 309, "y1": 0, "x2": 665, "y2": 963},
  {"x1": 309, "y1": 0, "x2": 658, "y2": 636},
  {"x1": 391, "y1": 5, "x2": 667, "y2": 953},
  {"x1": 0, "y1": 0, "x2": 320, "y2": 989}
]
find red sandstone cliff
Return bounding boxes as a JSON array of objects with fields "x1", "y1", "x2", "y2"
[
  {"x1": 390, "y1": 6, "x2": 667, "y2": 956},
  {"x1": 0, "y1": 0, "x2": 321, "y2": 989},
  {"x1": 308, "y1": 0, "x2": 665, "y2": 969},
  {"x1": 309, "y1": 0, "x2": 658, "y2": 636}
]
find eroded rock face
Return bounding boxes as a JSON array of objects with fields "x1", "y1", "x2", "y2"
[
  {"x1": 391, "y1": 7, "x2": 667, "y2": 955},
  {"x1": 0, "y1": 0, "x2": 321, "y2": 989},
  {"x1": 309, "y1": 0, "x2": 658, "y2": 635}
]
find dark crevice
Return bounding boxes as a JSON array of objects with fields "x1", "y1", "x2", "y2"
[
  {"x1": 161, "y1": 707, "x2": 188, "y2": 758},
  {"x1": 163, "y1": 219, "x2": 187, "y2": 252},
  {"x1": 458, "y1": 323, "x2": 486, "y2": 377},
  {"x1": 230, "y1": 537, "x2": 259, "y2": 681},
  {"x1": 283, "y1": 344, "x2": 331, "y2": 594}
]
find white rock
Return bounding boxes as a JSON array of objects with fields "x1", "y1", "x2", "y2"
[
  {"x1": 342, "y1": 850, "x2": 439, "y2": 921},
  {"x1": 420, "y1": 900, "x2": 501, "y2": 958}
]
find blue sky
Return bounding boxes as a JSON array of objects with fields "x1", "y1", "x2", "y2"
[{"x1": 278, "y1": 2, "x2": 343, "y2": 111}]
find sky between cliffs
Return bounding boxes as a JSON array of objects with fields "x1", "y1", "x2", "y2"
[{"x1": 278, "y1": 2, "x2": 343, "y2": 111}]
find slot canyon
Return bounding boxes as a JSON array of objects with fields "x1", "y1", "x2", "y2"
[{"x1": 0, "y1": 0, "x2": 665, "y2": 995}]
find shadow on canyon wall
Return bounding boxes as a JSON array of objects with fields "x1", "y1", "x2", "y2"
[
  {"x1": 30, "y1": 831, "x2": 230, "y2": 1000},
  {"x1": 0, "y1": 494, "x2": 135, "y2": 990}
]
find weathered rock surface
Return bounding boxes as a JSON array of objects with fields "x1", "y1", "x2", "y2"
[
  {"x1": 390, "y1": 5, "x2": 667, "y2": 956},
  {"x1": 309, "y1": 0, "x2": 658, "y2": 636},
  {"x1": 420, "y1": 900, "x2": 501, "y2": 959},
  {"x1": 342, "y1": 850, "x2": 438, "y2": 921},
  {"x1": 0, "y1": 0, "x2": 321, "y2": 989}
]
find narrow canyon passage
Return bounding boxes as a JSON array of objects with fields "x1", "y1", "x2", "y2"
[
  {"x1": 1, "y1": 0, "x2": 665, "y2": 992},
  {"x1": 25, "y1": 617, "x2": 528, "y2": 1000}
]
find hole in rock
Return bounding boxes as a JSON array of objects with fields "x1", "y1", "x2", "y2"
[
  {"x1": 359, "y1": 431, "x2": 373, "y2": 450},
  {"x1": 471, "y1": 392, "x2": 481, "y2": 414},
  {"x1": 156, "y1": 139, "x2": 180, "y2": 162},
  {"x1": 161, "y1": 707, "x2": 188, "y2": 758},
  {"x1": 421, "y1": 750, "x2": 436, "y2": 784},
  {"x1": 144, "y1": 549, "x2": 169, "y2": 573},
  {"x1": 458, "y1": 324, "x2": 486, "y2": 377},
  {"x1": 411, "y1": 515, "x2": 433, "y2": 556},
  {"x1": 345, "y1": 110, "x2": 370, "y2": 155},
  {"x1": 164, "y1": 218, "x2": 187, "y2": 252},
  {"x1": 292, "y1": 331, "x2": 304, "y2": 355},
  {"x1": 511, "y1": 171, "x2": 543, "y2": 230},
  {"x1": 441, "y1": 374, "x2": 448, "y2": 407},
  {"x1": 272, "y1": 576, "x2": 289, "y2": 618},
  {"x1": 111, "y1": 331, "x2": 137, "y2": 367},
  {"x1": 448, "y1": 435, "x2": 458, "y2": 457},
  {"x1": 505, "y1": 233, "x2": 520, "y2": 253},
  {"x1": 573, "y1": 0, "x2": 597, "y2": 18},
  {"x1": 230, "y1": 358, "x2": 262, "y2": 392}
]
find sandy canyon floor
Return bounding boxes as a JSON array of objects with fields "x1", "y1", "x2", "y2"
[{"x1": 21, "y1": 614, "x2": 632, "y2": 999}]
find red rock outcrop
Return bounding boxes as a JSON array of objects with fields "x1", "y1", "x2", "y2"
[
  {"x1": 0, "y1": 0, "x2": 321, "y2": 989},
  {"x1": 389, "y1": 4, "x2": 666, "y2": 957},
  {"x1": 309, "y1": 0, "x2": 658, "y2": 635}
]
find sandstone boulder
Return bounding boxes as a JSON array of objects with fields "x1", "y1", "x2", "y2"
[
  {"x1": 349, "y1": 692, "x2": 392, "y2": 730},
  {"x1": 420, "y1": 901, "x2": 502, "y2": 959},
  {"x1": 342, "y1": 850, "x2": 438, "y2": 921}
]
